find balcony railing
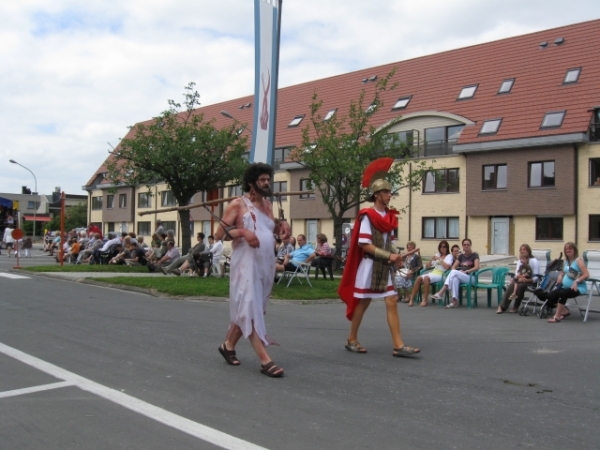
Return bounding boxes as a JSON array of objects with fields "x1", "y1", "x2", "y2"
[{"x1": 423, "y1": 139, "x2": 458, "y2": 157}]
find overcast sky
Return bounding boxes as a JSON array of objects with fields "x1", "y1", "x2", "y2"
[{"x1": 1, "y1": 0, "x2": 599, "y2": 196}]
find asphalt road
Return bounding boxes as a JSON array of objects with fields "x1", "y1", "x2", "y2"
[{"x1": 0, "y1": 255, "x2": 599, "y2": 450}]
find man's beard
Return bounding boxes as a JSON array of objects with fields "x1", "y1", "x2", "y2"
[{"x1": 252, "y1": 182, "x2": 272, "y2": 197}]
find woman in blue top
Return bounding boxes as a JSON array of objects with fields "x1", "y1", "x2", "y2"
[{"x1": 545, "y1": 242, "x2": 589, "y2": 323}]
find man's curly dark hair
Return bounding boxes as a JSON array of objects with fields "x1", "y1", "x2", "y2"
[{"x1": 242, "y1": 162, "x2": 274, "y2": 192}]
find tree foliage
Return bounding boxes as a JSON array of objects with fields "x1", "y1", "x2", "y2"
[
  {"x1": 105, "y1": 83, "x2": 248, "y2": 254},
  {"x1": 291, "y1": 69, "x2": 433, "y2": 254},
  {"x1": 46, "y1": 203, "x2": 88, "y2": 232}
]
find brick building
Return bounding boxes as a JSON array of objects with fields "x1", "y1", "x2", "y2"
[{"x1": 84, "y1": 19, "x2": 600, "y2": 256}]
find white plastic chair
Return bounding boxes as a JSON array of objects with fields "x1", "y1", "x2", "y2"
[
  {"x1": 278, "y1": 262, "x2": 313, "y2": 288},
  {"x1": 571, "y1": 250, "x2": 600, "y2": 322}
]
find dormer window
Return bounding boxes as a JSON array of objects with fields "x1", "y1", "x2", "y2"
[
  {"x1": 497, "y1": 79, "x2": 514, "y2": 94},
  {"x1": 288, "y1": 115, "x2": 304, "y2": 127},
  {"x1": 541, "y1": 111, "x2": 565, "y2": 129},
  {"x1": 479, "y1": 119, "x2": 502, "y2": 135},
  {"x1": 392, "y1": 96, "x2": 412, "y2": 110},
  {"x1": 324, "y1": 109, "x2": 337, "y2": 121},
  {"x1": 457, "y1": 85, "x2": 478, "y2": 100},
  {"x1": 563, "y1": 68, "x2": 581, "y2": 84}
]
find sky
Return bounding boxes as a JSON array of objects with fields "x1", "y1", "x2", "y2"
[{"x1": 1, "y1": 0, "x2": 599, "y2": 197}]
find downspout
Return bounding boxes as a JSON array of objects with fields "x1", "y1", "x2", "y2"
[
  {"x1": 87, "y1": 190, "x2": 92, "y2": 224},
  {"x1": 408, "y1": 162, "x2": 412, "y2": 241},
  {"x1": 573, "y1": 144, "x2": 579, "y2": 245}
]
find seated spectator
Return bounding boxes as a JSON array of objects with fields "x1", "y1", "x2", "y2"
[
  {"x1": 55, "y1": 238, "x2": 73, "y2": 262},
  {"x1": 109, "y1": 238, "x2": 132, "y2": 264},
  {"x1": 137, "y1": 235, "x2": 148, "y2": 249},
  {"x1": 166, "y1": 229, "x2": 175, "y2": 243},
  {"x1": 310, "y1": 233, "x2": 334, "y2": 280},
  {"x1": 127, "y1": 231, "x2": 138, "y2": 244},
  {"x1": 79, "y1": 233, "x2": 103, "y2": 263},
  {"x1": 497, "y1": 244, "x2": 540, "y2": 314},
  {"x1": 125, "y1": 242, "x2": 148, "y2": 266},
  {"x1": 275, "y1": 237, "x2": 284, "y2": 262},
  {"x1": 275, "y1": 234, "x2": 314, "y2": 273},
  {"x1": 148, "y1": 241, "x2": 180, "y2": 272},
  {"x1": 208, "y1": 235, "x2": 224, "y2": 276},
  {"x1": 65, "y1": 237, "x2": 81, "y2": 263},
  {"x1": 409, "y1": 240, "x2": 454, "y2": 307},
  {"x1": 107, "y1": 243, "x2": 127, "y2": 264},
  {"x1": 160, "y1": 232, "x2": 206, "y2": 276},
  {"x1": 542, "y1": 242, "x2": 589, "y2": 323},
  {"x1": 433, "y1": 238, "x2": 480, "y2": 308},
  {"x1": 153, "y1": 232, "x2": 169, "y2": 261},
  {"x1": 91, "y1": 232, "x2": 121, "y2": 264},
  {"x1": 394, "y1": 241, "x2": 422, "y2": 303},
  {"x1": 48, "y1": 234, "x2": 62, "y2": 257}
]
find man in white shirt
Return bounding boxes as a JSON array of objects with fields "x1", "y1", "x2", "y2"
[{"x1": 92, "y1": 232, "x2": 121, "y2": 264}]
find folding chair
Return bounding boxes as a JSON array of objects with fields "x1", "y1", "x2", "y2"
[
  {"x1": 571, "y1": 250, "x2": 600, "y2": 322},
  {"x1": 278, "y1": 262, "x2": 313, "y2": 287}
]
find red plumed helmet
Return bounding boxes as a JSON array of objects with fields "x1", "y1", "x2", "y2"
[{"x1": 362, "y1": 157, "x2": 393, "y2": 189}]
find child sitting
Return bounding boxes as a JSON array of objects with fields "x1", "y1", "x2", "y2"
[{"x1": 509, "y1": 254, "x2": 533, "y2": 300}]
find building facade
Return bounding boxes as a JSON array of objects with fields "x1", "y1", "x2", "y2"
[{"x1": 84, "y1": 19, "x2": 600, "y2": 257}]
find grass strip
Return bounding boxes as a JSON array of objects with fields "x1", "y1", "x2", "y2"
[
  {"x1": 88, "y1": 276, "x2": 341, "y2": 300},
  {"x1": 24, "y1": 265, "x2": 149, "y2": 273}
]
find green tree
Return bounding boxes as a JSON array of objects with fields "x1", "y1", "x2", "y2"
[
  {"x1": 105, "y1": 83, "x2": 248, "y2": 254},
  {"x1": 46, "y1": 203, "x2": 87, "y2": 231},
  {"x1": 291, "y1": 69, "x2": 432, "y2": 255}
]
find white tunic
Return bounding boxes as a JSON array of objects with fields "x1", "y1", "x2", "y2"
[
  {"x1": 228, "y1": 196, "x2": 276, "y2": 346},
  {"x1": 354, "y1": 211, "x2": 396, "y2": 299}
]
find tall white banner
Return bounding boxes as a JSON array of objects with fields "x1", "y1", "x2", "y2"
[{"x1": 251, "y1": 0, "x2": 281, "y2": 164}]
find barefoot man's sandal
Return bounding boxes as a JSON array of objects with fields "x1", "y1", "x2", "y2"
[
  {"x1": 345, "y1": 340, "x2": 367, "y2": 353},
  {"x1": 393, "y1": 346, "x2": 420, "y2": 358}
]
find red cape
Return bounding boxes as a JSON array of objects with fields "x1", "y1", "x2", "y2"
[{"x1": 337, "y1": 207, "x2": 399, "y2": 320}]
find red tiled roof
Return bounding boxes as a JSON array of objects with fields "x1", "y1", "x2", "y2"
[{"x1": 85, "y1": 19, "x2": 600, "y2": 186}]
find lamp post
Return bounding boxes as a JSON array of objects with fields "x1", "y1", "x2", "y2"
[
  {"x1": 9, "y1": 159, "x2": 38, "y2": 243},
  {"x1": 220, "y1": 110, "x2": 249, "y2": 135}
]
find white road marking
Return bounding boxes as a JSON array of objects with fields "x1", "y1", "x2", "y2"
[
  {"x1": 0, "y1": 381, "x2": 75, "y2": 398},
  {"x1": 0, "y1": 342, "x2": 268, "y2": 450},
  {"x1": 0, "y1": 273, "x2": 31, "y2": 279}
]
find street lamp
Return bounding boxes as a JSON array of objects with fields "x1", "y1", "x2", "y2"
[
  {"x1": 9, "y1": 159, "x2": 38, "y2": 243},
  {"x1": 220, "y1": 110, "x2": 248, "y2": 135}
]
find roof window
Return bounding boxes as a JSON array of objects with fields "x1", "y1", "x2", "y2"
[
  {"x1": 323, "y1": 109, "x2": 337, "y2": 121},
  {"x1": 392, "y1": 96, "x2": 412, "y2": 110},
  {"x1": 497, "y1": 79, "x2": 514, "y2": 94},
  {"x1": 457, "y1": 84, "x2": 478, "y2": 100},
  {"x1": 563, "y1": 68, "x2": 581, "y2": 84},
  {"x1": 365, "y1": 103, "x2": 377, "y2": 113},
  {"x1": 288, "y1": 115, "x2": 305, "y2": 127},
  {"x1": 541, "y1": 111, "x2": 565, "y2": 129},
  {"x1": 479, "y1": 119, "x2": 502, "y2": 135}
]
